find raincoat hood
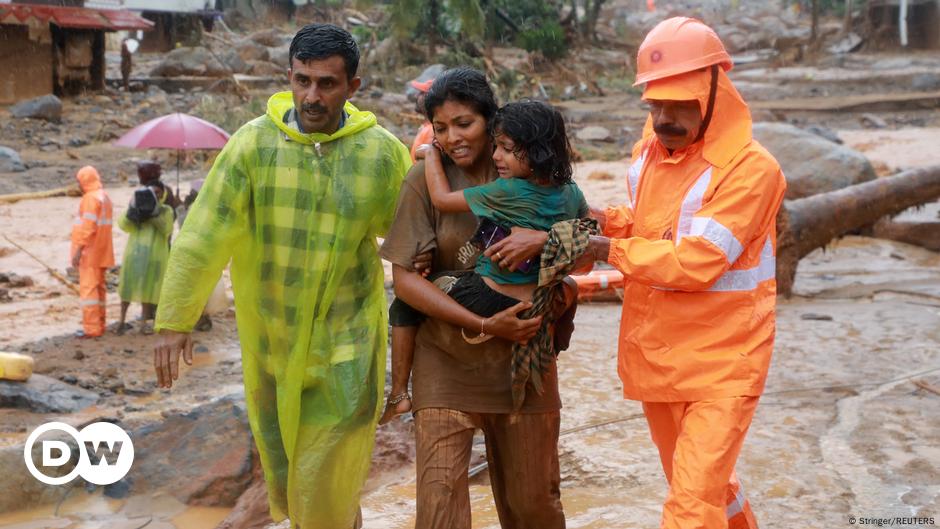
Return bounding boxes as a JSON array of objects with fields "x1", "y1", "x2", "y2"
[
  {"x1": 76, "y1": 165, "x2": 103, "y2": 193},
  {"x1": 641, "y1": 67, "x2": 752, "y2": 168},
  {"x1": 266, "y1": 91, "x2": 377, "y2": 145}
]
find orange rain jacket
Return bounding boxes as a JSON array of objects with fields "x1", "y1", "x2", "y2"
[
  {"x1": 71, "y1": 166, "x2": 114, "y2": 268},
  {"x1": 410, "y1": 121, "x2": 434, "y2": 162},
  {"x1": 604, "y1": 68, "x2": 786, "y2": 402}
]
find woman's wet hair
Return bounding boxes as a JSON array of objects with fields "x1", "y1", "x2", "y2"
[
  {"x1": 491, "y1": 100, "x2": 573, "y2": 186},
  {"x1": 424, "y1": 67, "x2": 498, "y2": 124}
]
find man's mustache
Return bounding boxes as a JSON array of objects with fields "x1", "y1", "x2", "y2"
[
  {"x1": 653, "y1": 123, "x2": 688, "y2": 137},
  {"x1": 301, "y1": 102, "x2": 327, "y2": 114}
]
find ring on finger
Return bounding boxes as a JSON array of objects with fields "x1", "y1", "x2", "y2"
[{"x1": 496, "y1": 251, "x2": 503, "y2": 260}]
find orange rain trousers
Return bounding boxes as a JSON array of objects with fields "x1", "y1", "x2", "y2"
[
  {"x1": 79, "y1": 266, "x2": 107, "y2": 337},
  {"x1": 643, "y1": 397, "x2": 760, "y2": 529}
]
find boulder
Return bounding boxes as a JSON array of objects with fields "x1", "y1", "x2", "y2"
[
  {"x1": 404, "y1": 64, "x2": 445, "y2": 98},
  {"x1": 248, "y1": 28, "x2": 290, "y2": 48},
  {"x1": 150, "y1": 47, "x2": 230, "y2": 78},
  {"x1": 576, "y1": 126, "x2": 613, "y2": 143},
  {"x1": 268, "y1": 43, "x2": 290, "y2": 68},
  {"x1": 220, "y1": 50, "x2": 250, "y2": 74},
  {"x1": 10, "y1": 94, "x2": 62, "y2": 122},
  {"x1": 753, "y1": 122, "x2": 877, "y2": 199},
  {"x1": 0, "y1": 373, "x2": 99, "y2": 413},
  {"x1": 119, "y1": 395, "x2": 254, "y2": 505},
  {"x1": 247, "y1": 60, "x2": 286, "y2": 78},
  {"x1": 911, "y1": 73, "x2": 940, "y2": 91},
  {"x1": 235, "y1": 39, "x2": 270, "y2": 63},
  {"x1": 0, "y1": 146, "x2": 26, "y2": 172}
]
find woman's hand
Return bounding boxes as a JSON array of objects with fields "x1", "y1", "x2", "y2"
[
  {"x1": 484, "y1": 301, "x2": 542, "y2": 343},
  {"x1": 484, "y1": 227, "x2": 548, "y2": 272}
]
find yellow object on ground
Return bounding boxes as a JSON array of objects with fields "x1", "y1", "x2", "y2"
[
  {"x1": 155, "y1": 93, "x2": 410, "y2": 528},
  {"x1": 0, "y1": 352, "x2": 34, "y2": 381}
]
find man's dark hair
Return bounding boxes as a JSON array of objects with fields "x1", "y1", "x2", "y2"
[
  {"x1": 288, "y1": 23, "x2": 360, "y2": 79},
  {"x1": 491, "y1": 100, "x2": 574, "y2": 186},
  {"x1": 424, "y1": 67, "x2": 498, "y2": 125}
]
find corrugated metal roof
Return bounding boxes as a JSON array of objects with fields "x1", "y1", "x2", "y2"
[{"x1": 0, "y1": 2, "x2": 154, "y2": 30}]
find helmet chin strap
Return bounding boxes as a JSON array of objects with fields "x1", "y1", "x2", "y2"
[{"x1": 694, "y1": 64, "x2": 719, "y2": 143}]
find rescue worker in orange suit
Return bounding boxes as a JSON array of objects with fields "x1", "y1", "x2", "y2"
[
  {"x1": 71, "y1": 166, "x2": 115, "y2": 338},
  {"x1": 408, "y1": 77, "x2": 434, "y2": 162},
  {"x1": 581, "y1": 17, "x2": 787, "y2": 529}
]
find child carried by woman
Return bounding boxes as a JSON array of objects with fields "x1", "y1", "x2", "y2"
[{"x1": 380, "y1": 100, "x2": 589, "y2": 423}]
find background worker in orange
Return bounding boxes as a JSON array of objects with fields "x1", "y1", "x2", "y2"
[
  {"x1": 70, "y1": 165, "x2": 114, "y2": 338},
  {"x1": 408, "y1": 77, "x2": 434, "y2": 161},
  {"x1": 582, "y1": 17, "x2": 787, "y2": 529}
]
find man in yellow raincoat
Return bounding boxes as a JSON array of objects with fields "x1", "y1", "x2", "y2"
[
  {"x1": 583, "y1": 17, "x2": 787, "y2": 529},
  {"x1": 152, "y1": 24, "x2": 410, "y2": 529}
]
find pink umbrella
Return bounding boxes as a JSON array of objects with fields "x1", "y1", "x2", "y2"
[{"x1": 114, "y1": 112, "x2": 231, "y2": 194}]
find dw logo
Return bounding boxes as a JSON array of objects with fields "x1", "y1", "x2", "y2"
[{"x1": 23, "y1": 422, "x2": 135, "y2": 485}]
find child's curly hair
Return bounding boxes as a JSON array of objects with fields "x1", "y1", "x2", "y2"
[{"x1": 490, "y1": 100, "x2": 573, "y2": 186}]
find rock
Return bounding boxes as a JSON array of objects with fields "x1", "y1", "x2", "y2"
[
  {"x1": 268, "y1": 43, "x2": 290, "y2": 68},
  {"x1": 248, "y1": 28, "x2": 290, "y2": 48},
  {"x1": 216, "y1": 448, "x2": 272, "y2": 529},
  {"x1": 220, "y1": 50, "x2": 250, "y2": 74},
  {"x1": 752, "y1": 122, "x2": 876, "y2": 199},
  {"x1": 860, "y1": 113, "x2": 888, "y2": 129},
  {"x1": 804, "y1": 125, "x2": 843, "y2": 145},
  {"x1": 150, "y1": 47, "x2": 230, "y2": 78},
  {"x1": 0, "y1": 146, "x2": 26, "y2": 172},
  {"x1": 0, "y1": 288, "x2": 9, "y2": 303},
  {"x1": 0, "y1": 373, "x2": 99, "y2": 413},
  {"x1": 6, "y1": 273, "x2": 34, "y2": 287},
  {"x1": 404, "y1": 64, "x2": 446, "y2": 97},
  {"x1": 235, "y1": 39, "x2": 269, "y2": 63},
  {"x1": 576, "y1": 126, "x2": 613, "y2": 142},
  {"x1": 10, "y1": 94, "x2": 62, "y2": 121},
  {"x1": 911, "y1": 73, "x2": 940, "y2": 91},
  {"x1": 125, "y1": 395, "x2": 254, "y2": 505},
  {"x1": 247, "y1": 60, "x2": 285, "y2": 77}
]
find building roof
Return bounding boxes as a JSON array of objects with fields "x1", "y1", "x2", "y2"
[{"x1": 0, "y1": 2, "x2": 154, "y2": 31}]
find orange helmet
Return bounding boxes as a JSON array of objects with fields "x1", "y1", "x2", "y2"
[{"x1": 634, "y1": 17, "x2": 732, "y2": 86}]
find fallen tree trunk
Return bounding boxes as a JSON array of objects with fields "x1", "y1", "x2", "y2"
[
  {"x1": 870, "y1": 219, "x2": 940, "y2": 252},
  {"x1": 0, "y1": 185, "x2": 81, "y2": 205},
  {"x1": 777, "y1": 164, "x2": 940, "y2": 296}
]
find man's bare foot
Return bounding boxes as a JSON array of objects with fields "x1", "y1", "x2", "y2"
[{"x1": 378, "y1": 392, "x2": 412, "y2": 425}]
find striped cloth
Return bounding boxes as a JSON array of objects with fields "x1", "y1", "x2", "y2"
[{"x1": 511, "y1": 218, "x2": 599, "y2": 410}]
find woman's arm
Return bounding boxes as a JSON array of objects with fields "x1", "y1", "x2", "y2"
[
  {"x1": 424, "y1": 146, "x2": 471, "y2": 213},
  {"x1": 392, "y1": 264, "x2": 541, "y2": 343}
]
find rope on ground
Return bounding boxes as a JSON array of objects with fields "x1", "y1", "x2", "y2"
[{"x1": 1, "y1": 234, "x2": 80, "y2": 295}]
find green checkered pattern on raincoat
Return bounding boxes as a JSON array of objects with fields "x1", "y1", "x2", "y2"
[
  {"x1": 155, "y1": 92, "x2": 410, "y2": 529},
  {"x1": 118, "y1": 203, "x2": 173, "y2": 304}
]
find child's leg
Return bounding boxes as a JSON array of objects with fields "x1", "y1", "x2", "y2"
[
  {"x1": 379, "y1": 324, "x2": 417, "y2": 425},
  {"x1": 554, "y1": 277, "x2": 579, "y2": 353}
]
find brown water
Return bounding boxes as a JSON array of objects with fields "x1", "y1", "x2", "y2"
[{"x1": 0, "y1": 490, "x2": 229, "y2": 529}]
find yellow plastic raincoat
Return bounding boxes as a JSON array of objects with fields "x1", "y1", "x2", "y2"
[
  {"x1": 155, "y1": 92, "x2": 410, "y2": 528},
  {"x1": 118, "y1": 202, "x2": 174, "y2": 304}
]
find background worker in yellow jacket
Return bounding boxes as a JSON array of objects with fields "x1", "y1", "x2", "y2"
[
  {"x1": 116, "y1": 183, "x2": 174, "y2": 335},
  {"x1": 151, "y1": 24, "x2": 410, "y2": 529},
  {"x1": 70, "y1": 165, "x2": 114, "y2": 339},
  {"x1": 582, "y1": 17, "x2": 787, "y2": 529}
]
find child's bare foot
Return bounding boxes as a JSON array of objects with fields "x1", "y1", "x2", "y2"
[{"x1": 378, "y1": 392, "x2": 412, "y2": 425}]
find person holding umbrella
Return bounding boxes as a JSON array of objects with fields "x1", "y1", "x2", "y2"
[
  {"x1": 115, "y1": 162, "x2": 176, "y2": 335},
  {"x1": 151, "y1": 23, "x2": 411, "y2": 529}
]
